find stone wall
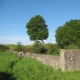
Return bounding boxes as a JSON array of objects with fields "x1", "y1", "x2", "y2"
[
  {"x1": 13, "y1": 49, "x2": 80, "y2": 71},
  {"x1": 60, "y1": 49, "x2": 80, "y2": 71},
  {"x1": 25, "y1": 52, "x2": 60, "y2": 69}
]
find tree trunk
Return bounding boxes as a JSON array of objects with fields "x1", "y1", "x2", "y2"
[{"x1": 41, "y1": 40, "x2": 44, "y2": 44}]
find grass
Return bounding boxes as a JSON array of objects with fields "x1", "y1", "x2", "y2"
[
  {"x1": 12, "y1": 57, "x2": 80, "y2": 80},
  {"x1": 0, "y1": 52, "x2": 80, "y2": 80},
  {"x1": 0, "y1": 52, "x2": 20, "y2": 73},
  {"x1": 12, "y1": 57, "x2": 55, "y2": 80}
]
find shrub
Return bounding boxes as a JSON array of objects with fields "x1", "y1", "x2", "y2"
[
  {"x1": 64, "y1": 44, "x2": 79, "y2": 49},
  {"x1": 23, "y1": 46, "x2": 32, "y2": 53},
  {"x1": 7, "y1": 44, "x2": 17, "y2": 51},
  {"x1": 0, "y1": 44, "x2": 10, "y2": 52},
  {"x1": 47, "y1": 43, "x2": 55, "y2": 54},
  {"x1": 52, "y1": 49, "x2": 61, "y2": 56},
  {"x1": 44, "y1": 43, "x2": 60, "y2": 55},
  {"x1": 15, "y1": 42, "x2": 23, "y2": 52},
  {"x1": 31, "y1": 40, "x2": 47, "y2": 54}
]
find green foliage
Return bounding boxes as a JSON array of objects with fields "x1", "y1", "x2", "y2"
[
  {"x1": 5, "y1": 44, "x2": 17, "y2": 51},
  {"x1": 23, "y1": 46, "x2": 32, "y2": 53},
  {"x1": 44, "y1": 43, "x2": 60, "y2": 55},
  {"x1": 23, "y1": 43, "x2": 60, "y2": 55},
  {"x1": 64, "y1": 44, "x2": 79, "y2": 49},
  {"x1": 55, "y1": 19, "x2": 80, "y2": 48},
  {"x1": 46, "y1": 43, "x2": 55, "y2": 54},
  {"x1": 52, "y1": 49, "x2": 60, "y2": 56},
  {"x1": 22, "y1": 43, "x2": 60, "y2": 55},
  {"x1": 31, "y1": 40, "x2": 46, "y2": 53},
  {"x1": 15, "y1": 42, "x2": 23, "y2": 52},
  {"x1": 0, "y1": 44, "x2": 10, "y2": 52},
  {"x1": 26, "y1": 15, "x2": 48, "y2": 43}
]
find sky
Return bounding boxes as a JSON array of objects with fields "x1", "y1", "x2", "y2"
[{"x1": 0, "y1": 0, "x2": 80, "y2": 45}]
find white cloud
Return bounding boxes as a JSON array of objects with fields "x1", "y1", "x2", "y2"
[{"x1": 0, "y1": 36, "x2": 31, "y2": 45}]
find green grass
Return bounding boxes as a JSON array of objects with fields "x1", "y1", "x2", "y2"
[
  {"x1": 0, "y1": 52, "x2": 20, "y2": 73},
  {"x1": 12, "y1": 57, "x2": 80, "y2": 80},
  {"x1": 0, "y1": 52, "x2": 80, "y2": 80},
  {"x1": 12, "y1": 57, "x2": 55, "y2": 80}
]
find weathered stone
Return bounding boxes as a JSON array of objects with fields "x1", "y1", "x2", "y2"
[
  {"x1": 25, "y1": 52, "x2": 60, "y2": 69},
  {"x1": 12, "y1": 49, "x2": 80, "y2": 71},
  {"x1": 60, "y1": 49, "x2": 80, "y2": 71}
]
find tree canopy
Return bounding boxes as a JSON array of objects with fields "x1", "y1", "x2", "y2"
[
  {"x1": 26, "y1": 15, "x2": 48, "y2": 43},
  {"x1": 55, "y1": 19, "x2": 80, "y2": 48}
]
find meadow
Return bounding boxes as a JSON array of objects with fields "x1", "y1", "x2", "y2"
[{"x1": 0, "y1": 52, "x2": 80, "y2": 80}]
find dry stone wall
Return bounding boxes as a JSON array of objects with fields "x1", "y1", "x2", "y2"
[
  {"x1": 13, "y1": 49, "x2": 80, "y2": 71},
  {"x1": 60, "y1": 49, "x2": 80, "y2": 71},
  {"x1": 25, "y1": 52, "x2": 60, "y2": 69}
]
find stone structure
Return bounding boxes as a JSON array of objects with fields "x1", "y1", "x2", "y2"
[
  {"x1": 13, "y1": 49, "x2": 80, "y2": 71},
  {"x1": 60, "y1": 49, "x2": 80, "y2": 71},
  {"x1": 25, "y1": 52, "x2": 60, "y2": 69}
]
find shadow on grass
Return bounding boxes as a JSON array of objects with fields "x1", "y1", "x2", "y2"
[{"x1": 0, "y1": 72, "x2": 16, "y2": 80}]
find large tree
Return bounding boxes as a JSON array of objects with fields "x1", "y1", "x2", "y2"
[
  {"x1": 55, "y1": 19, "x2": 80, "y2": 48},
  {"x1": 26, "y1": 15, "x2": 48, "y2": 43}
]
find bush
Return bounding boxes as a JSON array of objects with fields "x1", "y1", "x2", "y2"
[
  {"x1": 7, "y1": 44, "x2": 17, "y2": 51},
  {"x1": 23, "y1": 46, "x2": 32, "y2": 53},
  {"x1": 47, "y1": 43, "x2": 55, "y2": 54},
  {"x1": 15, "y1": 42, "x2": 23, "y2": 52},
  {"x1": 0, "y1": 44, "x2": 10, "y2": 52},
  {"x1": 52, "y1": 49, "x2": 60, "y2": 56},
  {"x1": 64, "y1": 44, "x2": 79, "y2": 49},
  {"x1": 31, "y1": 40, "x2": 47, "y2": 54},
  {"x1": 44, "y1": 43, "x2": 60, "y2": 55}
]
